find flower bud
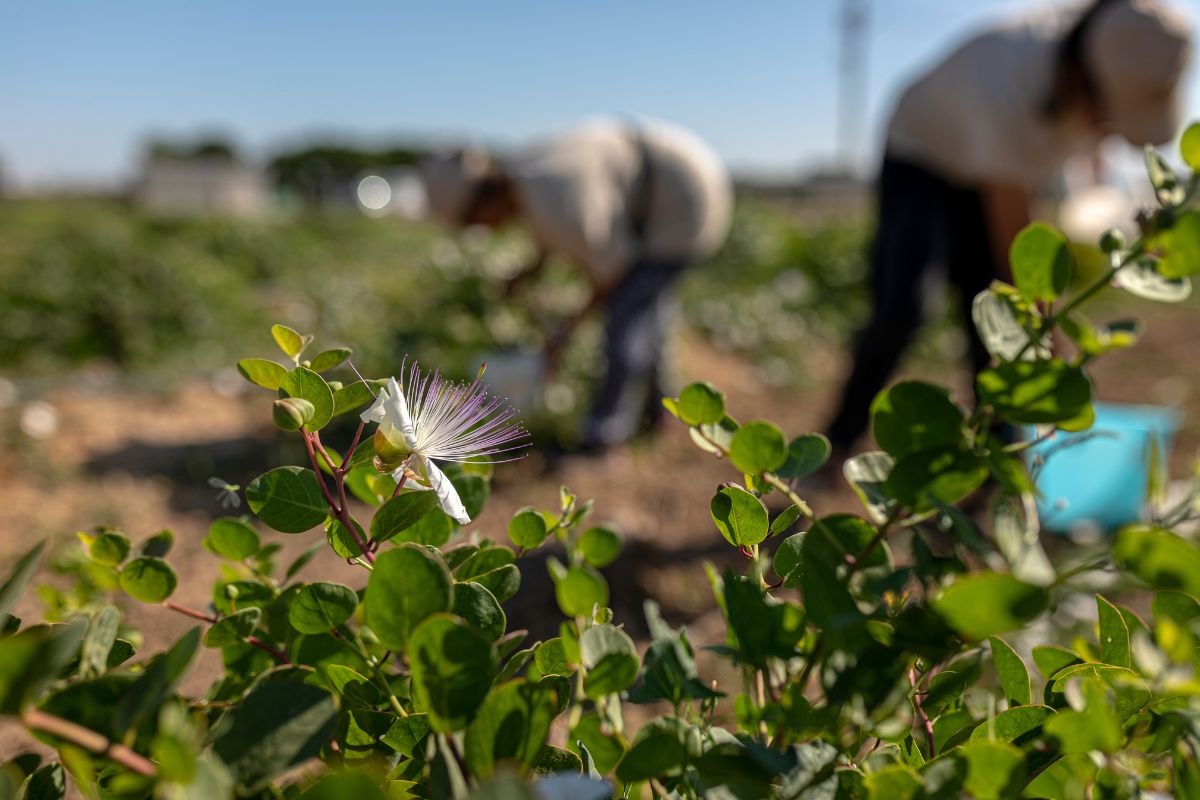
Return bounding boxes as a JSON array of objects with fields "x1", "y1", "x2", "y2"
[
  {"x1": 327, "y1": 381, "x2": 344, "y2": 392},
  {"x1": 1099, "y1": 228, "x2": 1126, "y2": 253},
  {"x1": 272, "y1": 397, "x2": 315, "y2": 431}
]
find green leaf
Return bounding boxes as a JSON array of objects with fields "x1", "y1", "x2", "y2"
[
  {"x1": 1158, "y1": 210, "x2": 1200, "y2": 278},
  {"x1": 0, "y1": 542, "x2": 45, "y2": 627},
  {"x1": 885, "y1": 446, "x2": 988, "y2": 511},
  {"x1": 119, "y1": 557, "x2": 177, "y2": 603},
  {"x1": 451, "y1": 582, "x2": 506, "y2": 641},
  {"x1": 77, "y1": 530, "x2": 130, "y2": 568},
  {"x1": 1153, "y1": 590, "x2": 1200, "y2": 625},
  {"x1": 1096, "y1": 595, "x2": 1131, "y2": 669},
  {"x1": 960, "y1": 739, "x2": 1025, "y2": 800},
  {"x1": 1113, "y1": 255, "x2": 1192, "y2": 302},
  {"x1": 271, "y1": 324, "x2": 310, "y2": 360},
  {"x1": 1113, "y1": 525, "x2": 1200, "y2": 594},
  {"x1": 370, "y1": 491, "x2": 440, "y2": 545},
  {"x1": 307, "y1": 347, "x2": 352, "y2": 373},
  {"x1": 843, "y1": 451, "x2": 897, "y2": 523},
  {"x1": 237, "y1": 358, "x2": 288, "y2": 391},
  {"x1": 79, "y1": 606, "x2": 120, "y2": 679},
  {"x1": 279, "y1": 367, "x2": 334, "y2": 431},
  {"x1": 0, "y1": 620, "x2": 86, "y2": 713},
  {"x1": 365, "y1": 544, "x2": 453, "y2": 650},
  {"x1": 710, "y1": 484, "x2": 769, "y2": 547},
  {"x1": 690, "y1": 415, "x2": 739, "y2": 456},
  {"x1": 975, "y1": 359, "x2": 1091, "y2": 424},
  {"x1": 454, "y1": 474, "x2": 490, "y2": 520},
  {"x1": 284, "y1": 543, "x2": 323, "y2": 581},
  {"x1": 204, "y1": 607, "x2": 262, "y2": 648},
  {"x1": 864, "y1": 764, "x2": 922, "y2": 800},
  {"x1": 972, "y1": 287, "x2": 1040, "y2": 362},
  {"x1": 1043, "y1": 680, "x2": 1121, "y2": 753},
  {"x1": 769, "y1": 505, "x2": 804, "y2": 538},
  {"x1": 381, "y1": 713, "x2": 431, "y2": 757},
  {"x1": 332, "y1": 381, "x2": 379, "y2": 417},
  {"x1": 297, "y1": 772, "x2": 384, "y2": 800},
  {"x1": 577, "y1": 526, "x2": 621, "y2": 568},
  {"x1": 673, "y1": 382, "x2": 725, "y2": 426},
  {"x1": 408, "y1": 614, "x2": 497, "y2": 731},
  {"x1": 1010, "y1": 222, "x2": 1072, "y2": 301},
  {"x1": 775, "y1": 433, "x2": 831, "y2": 480},
  {"x1": 289, "y1": 582, "x2": 358, "y2": 635},
  {"x1": 1181, "y1": 121, "x2": 1200, "y2": 169},
  {"x1": 871, "y1": 381, "x2": 966, "y2": 458},
  {"x1": 459, "y1": 546, "x2": 521, "y2": 603},
  {"x1": 729, "y1": 420, "x2": 788, "y2": 474},
  {"x1": 464, "y1": 679, "x2": 559, "y2": 778},
  {"x1": 969, "y1": 704, "x2": 1054, "y2": 743},
  {"x1": 203, "y1": 518, "x2": 260, "y2": 561},
  {"x1": 137, "y1": 529, "x2": 174, "y2": 558},
  {"x1": 508, "y1": 508, "x2": 549, "y2": 549},
  {"x1": 933, "y1": 573, "x2": 1048, "y2": 639},
  {"x1": 1032, "y1": 645, "x2": 1081, "y2": 679},
  {"x1": 246, "y1": 467, "x2": 329, "y2": 533},
  {"x1": 113, "y1": 627, "x2": 199, "y2": 734},
  {"x1": 18, "y1": 763, "x2": 65, "y2": 800},
  {"x1": 555, "y1": 566, "x2": 608, "y2": 618},
  {"x1": 615, "y1": 717, "x2": 691, "y2": 783},
  {"x1": 580, "y1": 624, "x2": 639, "y2": 698},
  {"x1": 988, "y1": 636, "x2": 1031, "y2": 706},
  {"x1": 211, "y1": 677, "x2": 337, "y2": 794},
  {"x1": 398, "y1": 508, "x2": 456, "y2": 547}
]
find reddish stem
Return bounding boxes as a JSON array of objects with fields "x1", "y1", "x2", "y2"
[
  {"x1": 340, "y1": 421, "x2": 367, "y2": 475},
  {"x1": 22, "y1": 708, "x2": 156, "y2": 776},
  {"x1": 910, "y1": 666, "x2": 936, "y2": 759},
  {"x1": 303, "y1": 430, "x2": 374, "y2": 564},
  {"x1": 162, "y1": 601, "x2": 290, "y2": 664}
]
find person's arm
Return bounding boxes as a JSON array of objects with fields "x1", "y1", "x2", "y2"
[{"x1": 981, "y1": 183, "x2": 1032, "y2": 283}]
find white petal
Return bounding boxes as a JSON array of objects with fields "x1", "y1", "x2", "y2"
[
  {"x1": 419, "y1": 455, "x2": 470, "y2": 525},
  {"x1": 382, "y1": 377, "x2": 419, "y2": 450},
  {"x1": 360, "y1": 382, "x2": 391, "y2": 424}
]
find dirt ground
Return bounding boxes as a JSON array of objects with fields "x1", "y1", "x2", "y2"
[{"x1": 0, "y1": 298, "x2": 1197, "y2": 752}]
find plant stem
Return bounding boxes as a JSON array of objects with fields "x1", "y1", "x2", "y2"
[
  {"x1": 22, "y1": 708, "x2": 156, "y2": 776},
  {"x1": 162, "y1": 601, "x2": 290, "y2": 664},
  {"x1": 303, "y1": 429, "x2": 375, "y2": 565},
  {"x1": 760, "y1": 472, "x2": 814, "y2": 520},
  {"x1": 909, "y1": 666, "x2": 936, "y2": 759}
]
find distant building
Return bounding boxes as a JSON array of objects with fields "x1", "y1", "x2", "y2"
[{"x1": 132, "y1": 156, "x2": 267, "y2": 217}]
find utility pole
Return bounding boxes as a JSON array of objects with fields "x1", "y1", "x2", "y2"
[{"x1": 836, "y1": 0, "x2": 870, "y2": 174}]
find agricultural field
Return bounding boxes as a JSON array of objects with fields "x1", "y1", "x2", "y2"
[{"x1": 3, "y1": 189, "x2": 1200, "y2": 797}]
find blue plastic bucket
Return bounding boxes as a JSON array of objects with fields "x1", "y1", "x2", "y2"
[{"x1": 1028, "y1": 402, "x2": 1181, "y2": 532}]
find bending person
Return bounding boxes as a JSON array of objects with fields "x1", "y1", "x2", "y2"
[
  {"x1": 422, "y1": 117, "x2": 733, "y2": 452},
  {"x1": 825, "y1": 0, "x2": 1191, "y2": 454}
]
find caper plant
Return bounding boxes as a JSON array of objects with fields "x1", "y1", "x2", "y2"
[{"x1": 1, "y1": 127, "x2": 1200, "y2": 800}]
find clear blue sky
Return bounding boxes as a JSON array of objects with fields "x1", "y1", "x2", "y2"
[{"x1": 1, "y1": 0, "x2": 1197, "y2": 187}]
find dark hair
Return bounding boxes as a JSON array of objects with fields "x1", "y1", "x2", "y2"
[{"x1": 1044, "y1": 0, "x2": 1123, "y2": 117}]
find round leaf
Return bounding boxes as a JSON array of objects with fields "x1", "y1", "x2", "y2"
[
  {"x1": 934, "y1": 573, "x2": 1048, "y2": 639},
  {"x1": 78, "y1": 530, "x2": 131, "y2": 568},
  {"x1": 408, "y1": 614, "x2": 497, "y2": 731},
  {"x1": 1010, "y1": 222, "x2": 1072, "y2": 301},
  {"x1": 464, "y1": 679, "x2": 558, "y2": 778},
  {"x1": 237, "y1": 358, "x2": 288, "y2": 391},
  {"x1": 577, "y1": 526, "x2": 622, "y2": 568},
  {"x1": 370, "y1": 491, "x2": 441, "y2": 545},
  {"x1": 884, "y1": 446, "x2": 989, "y2": 511},
  {"x1": 451, "y1": 582, "x2": 506, "y2": 641},
  {"x1": 675, "y1": 382, "x2": 725, "y2": 426},
  {"x1": 365, "y1": 544, "x2": 453, "y2": 650},
  {"x1": 1181, "y1": 122, "x2": 1200, "y2": 169},
  {"x1": 776, "y1": 434, "x2": 831, "y2": 480},
  {"x1": 289, "y1": 582, "x2": 358, "y2": 635},
  {"x1": 246, "y1": 467, "x2": 329, "y2": 533},
  {"x1": 508, "y1": 508, "x2": 549, "y2": 549},
  {"x1": 555, "y1": 566, "x2": 609, "y2": 618},
  {"x1": 729, "y1": 421, "x2": 788, "y2": 474},
  {"x1": 307, "y1": 347, "x2": 352, "y2": 373},
  {"x1": 279, "y1": 367, "x2": 334, "y2": 431},
  {"x1": 580, "y1": 624, "x2": 639, "y2": 698},
  {"x1": 870, "y1": 381, "x2": 965, "y2": 458},
  {"x1": 204, "y1": 518, "x2": 261, "y2": 561},
  {"x1": 119, "y1": 557, "x2": 178, "y2": 603},
  {"x1": 271, "y1": 324, "x2": 309, "y2": 359},
  {"x1": 710, "y1": 484, "x2": 769, "y2": 547},
  {"x1": 975, "y1": 359, "x2": 1091, "y2": 424}
]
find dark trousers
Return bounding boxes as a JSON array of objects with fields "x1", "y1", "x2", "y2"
[
  {"x1": 826, "y1": 156, "x2": 999, "y2": 450},
  {"x1": 584, "y1": 257, "x2": 687, "y2": 447}
]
